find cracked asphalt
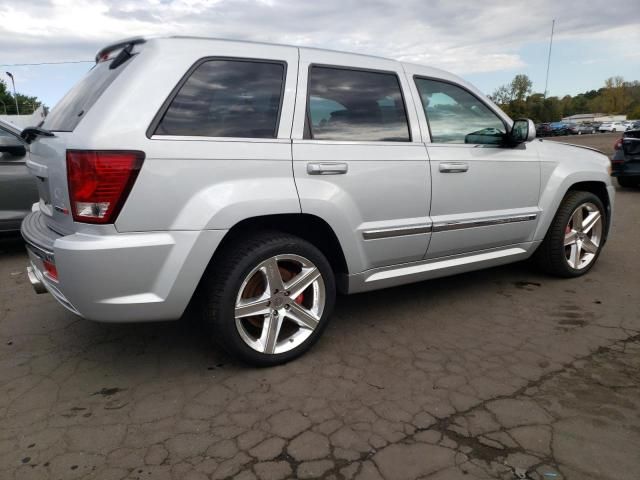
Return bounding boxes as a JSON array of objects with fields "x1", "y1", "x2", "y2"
[{"x1": 1, "y1": 133, "x2": 639, "y2": 480}]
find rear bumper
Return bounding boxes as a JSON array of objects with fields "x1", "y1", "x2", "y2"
[{"x1": 21, "y1": 210, "x2": 226, "y2": 322}]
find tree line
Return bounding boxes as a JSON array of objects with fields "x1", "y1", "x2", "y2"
[
  {"x1": 0, "y1": 79, "x2": 43, "y2": 115},
  {"x1": 488, "y1": 74, "x2": 640, "y2": 123}
]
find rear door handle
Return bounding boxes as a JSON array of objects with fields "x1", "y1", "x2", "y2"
[
  {"x1": 439, "y1": 162, "x2": 469, "y2": 173},
  {"x1": 307, "y1": 162, "x2": 348, "y2": 175}
]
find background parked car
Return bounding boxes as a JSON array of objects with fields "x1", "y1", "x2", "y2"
[
  {"x1": 611, "y1": 127, "x2": 640, "y2": 188},
  {"x1": 599, "y1": 121, "x2": 626, "y2": 132},
  {"x1": 549, "y1": 122, "x2": 570, "y2": 135},
  {"x1": 536, "y1": 123, "x2": 553, "y2": 137},
  {"x1": 568, "y1": 123, "x2": 595, "y2": 135},
  {"x1": 591, "y1": 121, "x2": 603, "y2": 132},
  {"x1": 0, "y1": 120, "x2": 39, "y2": 232}
]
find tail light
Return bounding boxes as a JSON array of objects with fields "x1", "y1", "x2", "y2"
[
  {"x1": 614, "y1": 138, "x2": 623, "y2": 150},
  {"x1": 66, "y1": 150, "x2": 144, "y2": 224},
  {"x1": 43, "y1": 259, "x2": 58, "y2": 281}
]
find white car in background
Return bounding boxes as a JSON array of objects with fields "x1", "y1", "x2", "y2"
[{"x1": 599, "y1": 122, "x2": 626, "y2": 132}]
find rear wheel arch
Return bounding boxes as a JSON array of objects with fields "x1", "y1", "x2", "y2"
[{"x1": 209, "y1": 213, "x2": 349, "y2": 278}]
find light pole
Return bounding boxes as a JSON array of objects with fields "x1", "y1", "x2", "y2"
[
  {"x1": 6, "y1": 71, "x2": 19, "y2": 115},
  {"x1": 543, "y1": 19, "x2": 555, "y2": 100}
]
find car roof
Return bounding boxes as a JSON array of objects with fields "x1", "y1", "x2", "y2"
[{"x1": 105, "y1": 35, "x2": 465, "y2": 80}]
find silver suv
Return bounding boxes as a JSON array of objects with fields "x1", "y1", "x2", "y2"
[{"x1": 21, "y1": 37, "x2": 614, "y2": 366}]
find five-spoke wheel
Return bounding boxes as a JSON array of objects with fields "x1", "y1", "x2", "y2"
[
  {"x1": 202, "y1": 232, "x2": 335, "y2": 366},
  {"x1": 235, "y1": 254, "x2": 325, "y2": 355},
  {"x1": 534, "y1": 191, "x2": 607, "y2": 277},
  {"x1": 563, "y1": 202, "x2": 602, "y2": 270}
]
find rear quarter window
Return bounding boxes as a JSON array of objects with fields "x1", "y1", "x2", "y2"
[
  {"x1": 43, "y1": 58, "x2": 132, "y2": 132},
  {"x1": 153, "y1": 59, "x2": 286, "y2": 138}
]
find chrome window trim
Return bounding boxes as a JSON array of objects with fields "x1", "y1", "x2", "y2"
[{"x1": 150, "y1": 135, "x2": 291, "y2": 144}]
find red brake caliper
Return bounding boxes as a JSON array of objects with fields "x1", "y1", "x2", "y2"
[{"x1": 294, "y1": 293, "x2": 304, "y2": 305}]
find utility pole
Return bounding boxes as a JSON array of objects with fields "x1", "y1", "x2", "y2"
[
  {"x1": 543, "y1": 19, "x2": 555, "y2": 99},
  {"x1": 6, "y1": 71, "x2": 19, "y2": 115}
]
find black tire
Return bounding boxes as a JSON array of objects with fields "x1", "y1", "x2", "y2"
[
  {"x1": 533, "y1": 191, "x2": 606, "y2": 278},
  {"x1": 201, "y1": 231, "x2": 336, "y2": 367},
  {"x1": 617, "y1": 176, "x2": 640, "y2": 188}
]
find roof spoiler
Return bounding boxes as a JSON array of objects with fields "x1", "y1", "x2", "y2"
[{"x1": 95, "y1": 37, "x2": 146, "y2": 63}]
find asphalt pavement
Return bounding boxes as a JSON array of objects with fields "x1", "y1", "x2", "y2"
[{"x1": 1, "y1": 132, "x2": 638, "y2": 480}]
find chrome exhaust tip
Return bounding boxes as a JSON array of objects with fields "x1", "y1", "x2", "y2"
[{"x1": 27, "y1": 266, "x2": 47, "y2": 294}]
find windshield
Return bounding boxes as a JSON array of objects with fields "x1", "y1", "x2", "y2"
[{"x1": 42, "y1": 57, "x2": 132, "y2": 132}]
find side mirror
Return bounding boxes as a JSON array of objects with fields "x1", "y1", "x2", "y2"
[
  {"x1": 0, "y1": 135, "x2": 26, "y2": 157},
  {"x1": 509, "y1": 119, "x2": 536, "y2": 145}
]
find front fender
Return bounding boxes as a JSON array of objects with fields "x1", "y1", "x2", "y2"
[{"x1": 535, "y1": 141, "x2": 613, "y2": 241}]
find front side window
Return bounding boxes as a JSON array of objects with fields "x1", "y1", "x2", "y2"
[
  {"x1": 415, "y1": 78, "x2": 506, "y2": 145},
  {"x1": 156, "y1": 59, "x2": 285, "y2": 138},
  {"x1": 306, "y1": 66, "x2": 410, "y2": 142}
]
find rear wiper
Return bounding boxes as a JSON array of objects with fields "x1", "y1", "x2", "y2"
[{"x1": 21, "y1": 126, "x2": 55, "y2": 144}]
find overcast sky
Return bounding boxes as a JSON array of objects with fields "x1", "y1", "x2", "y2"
[{"x1": 1, "y1": 0, "x2": 638, "y2": 108}]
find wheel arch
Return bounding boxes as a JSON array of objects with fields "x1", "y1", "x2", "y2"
[
  {"x1": 535, "y1": 177, "x2": 612, "y2": 243},
  {"x1": 208, "y1": 213, "x2": 349, "y2": 278},
  {"x1": 567, "y1": 181, "x2": 612, "y2": 242}
]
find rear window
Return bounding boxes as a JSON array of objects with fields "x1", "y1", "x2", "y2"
[
  {"x1": 43, "y1": 58, "x2": 132, "y2": 132},
  {"x1": 154, "y1": 59, "x2": 285, "y2": 138},
  {"x1": 305, "y1": 66, "x2": 410, "y2": 142}
]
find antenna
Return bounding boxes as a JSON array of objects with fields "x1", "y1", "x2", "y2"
[{"x1": 544, "y1": 19, "x2": 555, "y2": 99}]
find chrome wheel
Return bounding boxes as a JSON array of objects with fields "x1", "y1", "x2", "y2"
[
  {"x1": 564, "y1": 202, "x2": 603, "y2": 270},
  {"x1": 234, "y1": 254, "x2": 325, "y2": 355}
]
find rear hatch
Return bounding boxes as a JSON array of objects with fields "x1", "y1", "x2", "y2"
[
  {"x1": 26, "y1": 38, "x2": 144, "y2": 235},
  {"x1": 622, "y1": 130, "x2": 640, "y2": 162}
]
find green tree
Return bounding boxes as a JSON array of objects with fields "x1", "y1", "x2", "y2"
[
  {"x1": 0, "y1": 78, "x2": 43, "y2": 115},
  {"x1": 487, "y1": 74, "x2": 640, "y2": 122},
  {"x1": 510, "y1": 74, "x2": 532, "y2": 102}
]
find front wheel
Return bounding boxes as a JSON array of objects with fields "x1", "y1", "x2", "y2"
[
  {"x1": 201, "y1": 232, "x2": 336, "y2": 366},
  {"x1": 533, "y1": 191, "x2": 606, "y2": 277}
]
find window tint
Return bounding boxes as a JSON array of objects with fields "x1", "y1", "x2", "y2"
[
  {"x1": 43, "y1": 58, "x2": 132, "y2": 132},
  {"x1": 307, "y1": 67, "x2": 410, "y2": 142},
  {"x1": 156, "y1": 60, "x2": 285, "y2": 138},
  {"x1": 0, "y1": 127, "x2": 14, "y2": 138},
  {"x1": 414, "y1": 78, "x2": 506, "y2": 145}
]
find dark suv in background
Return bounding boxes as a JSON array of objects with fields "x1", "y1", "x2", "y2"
[{"x1": 611, "y1": 128, "x2": 640, "y2": 187}]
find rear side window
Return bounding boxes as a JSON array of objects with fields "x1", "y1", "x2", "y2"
[
  {"x1": 306, "y1": 66, "x2": 410, "y2": 142},
  {"x1": 155, "y1": 59, "x2": 285, "y2": 138},
  {"x1": 43, "y1": 59, "x2": 131, "y2": 132}
]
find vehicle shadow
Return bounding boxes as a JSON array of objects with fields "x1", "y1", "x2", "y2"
[
  {"x1": 0, "y1": 232, "x2": 26, "y2": 255},
  {"x1": 26, "y1": 259, "x2": 544, "y2": 373}
]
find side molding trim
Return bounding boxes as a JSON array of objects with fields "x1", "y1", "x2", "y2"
[
  {"x1": 362, "y1": 224, "x2": 432, "y2": 240},
  {"x1": 362, "y1": 213, "x2": 538, "y2": 240},
  {"x1": 365, "y1": 247, "x2": 527, "y2": 283},
  {"x1": 432, "y1": 213, "x2": 538, "y2": 233}
]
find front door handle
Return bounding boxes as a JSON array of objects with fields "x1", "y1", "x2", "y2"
[
  {"x1": 307, "y1": 162, "x2": 349, "y2": 175},
  {"x1": 439, "y1": 162, "x2": 469, "y2": 173}
]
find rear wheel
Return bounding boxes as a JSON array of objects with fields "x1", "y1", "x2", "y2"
[
  {"x1": 201, "y1": 232, "x2": 336, "y2": 366},
  {"x1": 618, "y1": 176, "x2": 640, "y2": 188},
  {"x1": 534, "y1": 191, "x2": 606, "y2": 277}
]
